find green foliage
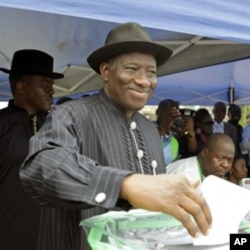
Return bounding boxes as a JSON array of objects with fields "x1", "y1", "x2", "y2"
[{"x1": 240, "y1": 105, "x2": 250, "y2": 127}]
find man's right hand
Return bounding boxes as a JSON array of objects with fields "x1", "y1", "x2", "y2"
[{"x1": 120, "y1": 173, "x2": 212, "y2": 238}]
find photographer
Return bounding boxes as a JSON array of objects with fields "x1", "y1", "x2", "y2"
[
  {"x1": 176, "y1": 109, "x2": 197, "y2": 159},
  {"x1": 155, "y1": 99, "x2": 181, "y2": 165}
]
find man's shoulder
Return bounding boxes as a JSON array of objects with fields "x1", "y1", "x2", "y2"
[
  {"x1": 224, "y1": 122, "x2": 236, "y2": 131},
  {"x1": 0, "y1": 107, "x2": 23, "y2": 134},
  {"x1": 0, "y1": 106, "x2": 19, "y2": 119},
  {"x1": 53, "y1": 94, "x2": 100, "y2": 112},
  {"x1": 0, "y1": 106, "x2": 8, "y2": 115},
  {"x1": 167, "y1": 156, "x2": 196, "y2": 172}
]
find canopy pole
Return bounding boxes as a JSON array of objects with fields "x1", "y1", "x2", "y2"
[{"x1": 228, "y1": 77, "x2": 235, "y2": 104}]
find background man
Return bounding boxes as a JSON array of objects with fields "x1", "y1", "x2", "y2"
[
  {"x1": 155, "y1": 99, "x2": 181, "y2": 165},
  {"x1": 0, "y1": 49, "x2": 63, "y2": 250},
  {"x1": 227, "y1": 103, "x2": 243, "y2": 155},
  {"x1": 212, "y1": 101, "x2": 237, "y2": 148},
  {"x1": 166, "y1": 133, "x2": 235, "y2": 186}
]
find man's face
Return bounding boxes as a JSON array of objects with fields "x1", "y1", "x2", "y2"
[
  {"x1": 101, "y1": 52, "x2": 157, "y2": 117},
  {"x1": 197, "y1": 116, "x2": 214, "y2": 136},
  {"x1": 228, "y1": 106, "x2": 241, "y2": 122},
  {"x1": 232, "y1": 158, "x2": 248, "y2": 180},
  {"x1": 213, "y1": 104, "x2": 226, "y2": 122},
  {"x1": 202, "y1": 142, "x2": 235, "y2": 178},
  {"x1": 22, "y1": 75, "x2": 54, "y2": 113}
]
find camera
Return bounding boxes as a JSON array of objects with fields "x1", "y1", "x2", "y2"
[{"x1": 180, "y1": 108, "x2": 195, "y2": 118}]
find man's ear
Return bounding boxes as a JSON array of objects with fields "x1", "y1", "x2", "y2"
[
  {"x1": 15, "y1": 81, "x2": 25, "y2": 95},
  {"x1": 200, "y1": 147, "x2": 208, "y2": 159},
  {"x1": 99, "y1": 62, "x2": 110, "y2": 82}
]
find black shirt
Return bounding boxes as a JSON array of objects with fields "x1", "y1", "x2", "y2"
[{"x1": 0, "y1": 100, "x2": 47, "y2": 250}]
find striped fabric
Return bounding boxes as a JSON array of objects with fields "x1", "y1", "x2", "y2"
[{"x1": 20, "y1": 89, "x2": 165, "y2": 250}]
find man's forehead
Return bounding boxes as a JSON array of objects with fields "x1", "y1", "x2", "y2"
[
  {"x1": 23, "y1": 74, "x2": 53, "y2": 80},
  {"x1": 117, "y1": 51, "x2": 156, "y2": 59}
]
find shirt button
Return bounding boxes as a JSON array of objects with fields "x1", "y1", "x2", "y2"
[
  {"x1": 151, "y1": 160, "x2": 158, "y2": 169},
  {"x1": 137, "y1": 150, "x2": 144, "y2": 159},
  {"x1": 130, "y1": 121, "x2": 137, "y2": 130},
  {"x1": 95, "y1": 192, "x2": 106, "y2": 203}
]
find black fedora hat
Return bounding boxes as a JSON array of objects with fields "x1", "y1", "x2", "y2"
[
  {"x1": 87, "y1": 22, "x2": 173, "y2": 74},
  {"x1": 0, "y1": 49, "x2": 64, "y2": 79}
]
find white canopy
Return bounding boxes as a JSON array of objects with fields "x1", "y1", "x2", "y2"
[{"x1": 0, "y1": 0, "x2": 250, "y2": 105}]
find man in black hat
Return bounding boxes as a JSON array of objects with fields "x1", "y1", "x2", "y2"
[
  {"x1": 20, "y1": 23, "x2": 212, "y2": 250},
  {"x1": 0, "y1": 49, "x2": 63, "y2": 250}
]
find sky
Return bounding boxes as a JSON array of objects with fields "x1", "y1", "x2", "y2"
[{"x1": 0, "y1": 102, "x2": 8, "y2": 109}]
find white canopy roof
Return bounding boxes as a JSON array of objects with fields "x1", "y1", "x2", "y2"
[{"x1": 0, "y1": 0, "x2": 250, "y2": 105}]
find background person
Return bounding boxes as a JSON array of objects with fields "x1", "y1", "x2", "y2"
[
  {"x1": 227, "y1": 104, "x2": 243, "y2": 155},
  {"x1": 242, "y1": 117, "x2": 250, "y2": 177},
  {"x1": 246, "y1": 114, "x2": 250, "y2": 125},
  {"x1": 155, "y1": 99, "x2": 181, "y2": 165},
  {"x1": 166, "y1": 133, "x2": 235, "y2": 186},
  {"x1": 212, "y1": 101, "x2": 237, "y2": 146},
  {"x1": 193, "y1": 108, "x2": 214, "y2": 155},
  {"x1": 20, "y1": 23, "x2": 211, "y2": 250},
  {"x1": 226, "y1": 154, "x2": 248, "y2": 185},
  {"x1": 0, "y1": 49, "x2": 63, "y2": 250},
  {"x1": 177, "y1": 108, "x2": 197, "y2": 159}
]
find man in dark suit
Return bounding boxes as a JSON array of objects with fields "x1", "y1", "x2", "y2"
[
  {"x1": 212, "y1": 102, "x2": 238, "y2": 153},
  {"x1": 227, "y1": 103, "x2": 248, "y2": 160},
  {"x1": 0, "y1": 49, "x2": 64, "y2": 250}
]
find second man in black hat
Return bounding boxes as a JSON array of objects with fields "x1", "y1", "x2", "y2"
[{"x1": 0, "y1": 49, "x2": 63, "y2": 250}]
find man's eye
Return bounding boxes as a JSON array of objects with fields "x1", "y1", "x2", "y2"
[
  {"x1": 147, "y1": 70, "x2": 156, "y2": 77},
  {"x1": 127, "y1": 67, "x2": 136, "y2": 71}
]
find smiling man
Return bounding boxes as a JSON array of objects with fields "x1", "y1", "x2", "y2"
[
  {"x1": 0, "y1": 49, "x2": 64, "y2": 250},
  {"x1": 20, "y1": 23, "x2": 212, "y2": 250},
  {"x1": 101, "y1": 52, "x2": 157, "y2": 116}
]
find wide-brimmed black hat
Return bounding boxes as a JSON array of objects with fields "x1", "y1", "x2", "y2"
[
  {"x1": 87, "y1": 22, "x2": 173, "y2": 74},
  {"x1": 0, "y1": 49, "x2": 64, "y2": 79}
]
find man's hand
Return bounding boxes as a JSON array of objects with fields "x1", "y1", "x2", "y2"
[
  {"x1": 185, "y1": 117, "x2": 195, "y2": 136},
  {"x1": 120, "y1": 174, "x2": 212, "y2": 238},
  {"x1": 158, "y1": 107, "x2": 181, "y2": 135}
]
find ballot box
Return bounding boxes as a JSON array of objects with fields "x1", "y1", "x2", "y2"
[
  {"x1": 80, "y1": 209, "x2": 250, "y2": 250},
  {"x1": 80, "y1": 176, "x2": 250, "y2": 250}
]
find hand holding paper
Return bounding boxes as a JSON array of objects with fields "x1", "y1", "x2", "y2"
[{"x1": 193, "y1": 175, "x2": 250, "y2": 246}]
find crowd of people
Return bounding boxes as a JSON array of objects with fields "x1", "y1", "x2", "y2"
[
  {"x1": 0, "y1": 22, "x2": 249, "y2": 250},
  {"x1": 156, "y1": 98, "x2": 249, "y2": 179},
  {"x1": 156, "y1": 99, "x2": 250, "y2": 185}
]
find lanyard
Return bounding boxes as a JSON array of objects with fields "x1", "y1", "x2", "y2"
[{"x1": 197, "y1": 157, "x2": 204, "y2": 182}]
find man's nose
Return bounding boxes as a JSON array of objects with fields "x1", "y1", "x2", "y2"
[
  {"x1": 222, "y1": 159, "x2": 231, "y2": 168},
  {"x1": 47, "y1": 84, "x2": 55, "y2": 95},
  {"x1": 133, "y1": 73, "x2": 151, "y2": 87}
]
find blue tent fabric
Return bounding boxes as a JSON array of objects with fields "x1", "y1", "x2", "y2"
[
  {"x1": 0, "y1": 0, "x2": 250, "y2": 105},
  {"x1": 1, "y1": 0, "x2": 250, "y2": 43}
]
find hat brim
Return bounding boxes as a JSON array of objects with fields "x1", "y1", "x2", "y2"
[
  {"x1": 87, "y1": 41, "x2": 173, "y2": 74},
  {"x1": 0, "y1": 68, "x2": 64, "y2": 79}
]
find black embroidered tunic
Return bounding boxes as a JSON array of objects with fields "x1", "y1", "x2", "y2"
[{"x1": 20, "y1": 89, "x2": 165, "y2": 250}]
